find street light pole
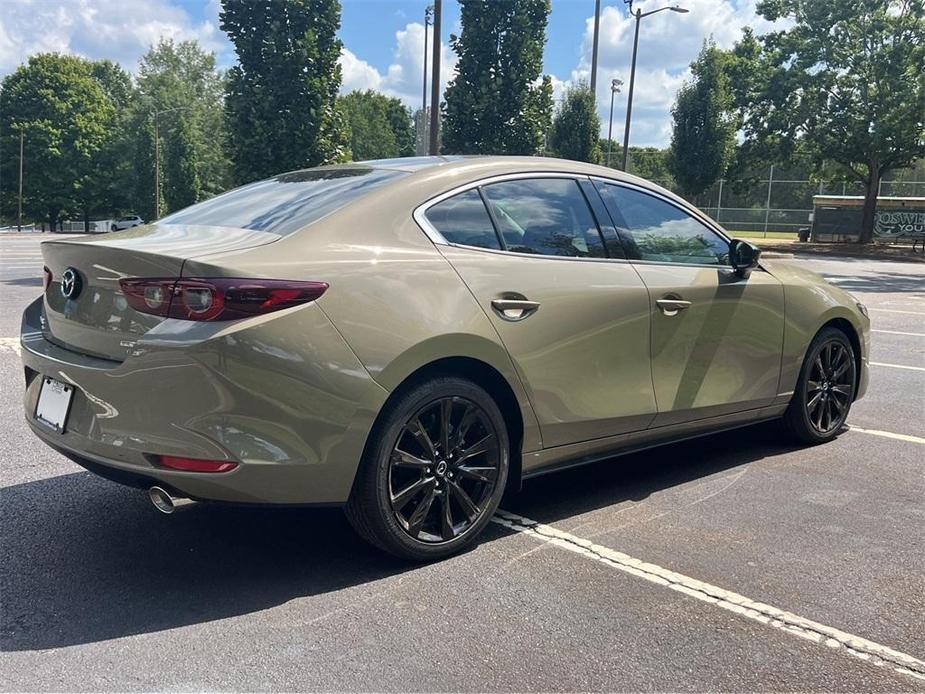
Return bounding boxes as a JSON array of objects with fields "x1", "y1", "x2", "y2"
[
  {"x1": 428, "y1": 0, "x2": 441, "y2": 155},
  {"x1": 620, "y1": 3, "x2": 688, "y2": 172},
  {"x1": 590, "y1": 0, "x2": 601, "y2": 95},
  {"x1": 17, "y1": 128, "x2": 24, "y2": 233},
  {"x1": 422, "y1": 5, "x2": 432, "y2": 112},
  {"x1": 607, "y1": 79, "x2": 623, "y2": 167},
  {"x1": 152, "y1": 106, "x2": 193, "y2": 219}
]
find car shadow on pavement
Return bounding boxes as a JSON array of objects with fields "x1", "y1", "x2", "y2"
[{"x1": 0, "y1": 421, "x2": 803, "y2": 652}]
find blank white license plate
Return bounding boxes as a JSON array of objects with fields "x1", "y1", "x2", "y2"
[{"x1": 35, "y1": 377, "x2": 74, "y2": 432}]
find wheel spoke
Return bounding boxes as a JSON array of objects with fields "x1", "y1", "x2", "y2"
[
  {"x1": 391, "y1": 476, "x2": 431, "y2": 511},
  {"x1": 408, "y1": 417, "x2": 437, "y2": 459},
  {"x1": 454, "y1": 403, "x2": 478, "y2": 449},
  {"x1": 456, "y1": 464, "x2": 497, "y2": 483},
  {"x1": 807, "y1": 391, "x2": 824, "y2": 413},
  {"x1": 393, "y1": 448, "x2": 431, "y2": 469},
  {"x1": 807, "y1": 380, "x2": 823, "y2": 393},
  {"x1": 813, "y1": 355, "x2": 826, "y2": 380},
  {"x1": 455, "y1": 434, "x2": 495, "y2": 464},
  {"x1": 833, "y1": 358, "x2": 851, "y2": 379},
  {"x1": 447, "y1": 479, "x2": 481, "y2": 522},
  {"x1": 406, "y1": 484, "x2": 437, "y2": 536},
  {"x1": 831, "y1": 384, "x2": 852, "y2": 399},
  {"x1": 440, "y1": 398, "x2": 453, "y2": 454},
  {"x1": 439, "y1": 490, "x2": 455, "y2": 540}
]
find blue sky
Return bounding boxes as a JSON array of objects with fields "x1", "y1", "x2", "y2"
[{"x1": 0, "y1": 0, "x2": 784, "y2": 146}]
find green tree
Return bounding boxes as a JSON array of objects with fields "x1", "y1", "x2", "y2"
[
  {"x1": 549, "y1": 82, "x2": 601, "y2": 163},
  {"x1": 164, "y1": 114, "x2": 201, "y2": 212},
  {"x1": 132, "y1": 39, "x2": 231, "y2": 216},
  {"x1": 221, "y1": 0, "x2": 348, "y2": 183},
  {"x1": 443, "y1": 0, "x2": 553, "y2": 154},
  {"x1": 0, "y1": 54, "x2": 116, "y2": 229},
  {"x1": 731, "y1": 0, "x2": 925, "y2": 242},
  {"x1": 339, "y1": 90, "x2": 413, "y2": 160},
  {"x1": 668, "y1": 41, "x2": 736, "y2": 196}
]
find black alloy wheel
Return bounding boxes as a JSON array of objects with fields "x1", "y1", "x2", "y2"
[
  {"x1": 388, "y1": 396, "x2": 501, "y2": 543},
  {"x1": 784, "y1": 327, "x2": 856, "y2": 444},
  {"x1": 346, "y1": 376, "x2": 509, "y2": 561}
]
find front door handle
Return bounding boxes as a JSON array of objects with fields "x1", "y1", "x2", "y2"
[
  {"x1": 656, "y1": 298, "x2": 692, "y2": 316},
  {"x1": 491, "y1": 298, "x2": 541, "y2": 322}
]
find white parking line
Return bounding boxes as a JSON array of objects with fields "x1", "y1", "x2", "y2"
[
  {"x1": 868, "y1": 308, "x2": 925, "y2": 316},
  {"x1": 492, "y1": 510, "x2": 925, "y2": 683},
  {"x1": 871, "y1": 361, "x2": 925, "y2": 372},
  {"x1": 872, "y1": 329, "x2": 925, "y2": 337},
  {"x1": 848, "y1": 426, "x2": 925, "y2": 445}
]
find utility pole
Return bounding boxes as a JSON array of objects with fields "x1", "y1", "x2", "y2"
[
  {"x1": 422, "y1": 5, "x2": 433, "y2": 112},
  {"x1": 17, "y1": 128, "x2": 24, "y2": 233},
  {"x1": 154, "y1": 113, "x2": 160, "y2": 220},
  {"x1": 590, "y1": 0, "x2": 601, "y2": 95},
  {"x1": 428, "y1": 0, "x2": 442, "y2": 155}
]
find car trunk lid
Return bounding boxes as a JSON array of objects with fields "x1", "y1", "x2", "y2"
[{"x1": 41, "y1": 224, "x2": 280, "y2": 361}]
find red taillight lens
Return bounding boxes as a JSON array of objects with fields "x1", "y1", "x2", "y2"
[
  {"x1": 42, "y1": 266, "x2": 52, "y2": 292},
  {"x1": 157, "y1": 455, "x2": 238, "y2": 473},
  {"x1": 118, "y1": 278, "x2": 328, "y2": 321}
]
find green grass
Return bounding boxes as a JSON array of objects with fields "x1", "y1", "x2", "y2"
[{"x1": 727, "y1": 230, "x2": 798, "y2": 240}]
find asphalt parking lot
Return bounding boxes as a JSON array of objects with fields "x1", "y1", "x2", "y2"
[{"x1": 1, "y1": 233, "x2": 923, "y2": 691}]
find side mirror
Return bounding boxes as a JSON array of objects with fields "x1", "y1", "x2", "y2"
[{"x1": 729, "y1": 238, "x2": 761, "y2": 278}]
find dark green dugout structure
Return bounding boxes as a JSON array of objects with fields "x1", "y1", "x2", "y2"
[{"x1": 810, "y1": 195, "x2": 925, "y2": 243}]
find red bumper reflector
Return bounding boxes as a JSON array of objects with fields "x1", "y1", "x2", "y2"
[{"x1": 157, "y1": 455, "x2": 238, "y2": 473}]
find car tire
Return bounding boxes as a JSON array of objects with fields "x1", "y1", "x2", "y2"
[
  {"x1": 783, "y1": 326, "x2": 857, "y2": 445},
  {"x1": 345, "y1": 376, "x2": 509, "y2": 562},
  {"x1": 111, "y1": 224, "x2": 118, "y2": 231}
]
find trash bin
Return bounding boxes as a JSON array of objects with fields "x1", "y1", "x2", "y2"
[{"x1": 798, "y1": 226, "x2": 810, "y2": 242}]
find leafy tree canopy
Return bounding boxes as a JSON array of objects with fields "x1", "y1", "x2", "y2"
[
  {"x1": 339, "y1": 90, "x2": 414, "y2": 160},
  {"x1": 221, "y1": 0, "x2": 348, "y2": 183},
  {"x1": 443, "y1": 0, "x2": 554, "y2": 155},
  {"x1": 549, "y1": 81, "x2": 601, "y2": 164},
  {"x1": 668, "y1": 40, "x2": 736, "y2": 196},
  {"x1": 730, "y1": 0, "x2": 925, "y2": 242},
  {"x1": 0, "y1": 53, "x2": 117, "y2": 228}
]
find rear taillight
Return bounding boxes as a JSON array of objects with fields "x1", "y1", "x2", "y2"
[
  {"x1": 119, "y1": 278, "x2": 328, "y2": 321},
  {"x1": 156, "y1": 455, "x2": 238, "y2": 473},
  {"x1": 42, "y1": 266, "x2": 52, "y2": 292}
]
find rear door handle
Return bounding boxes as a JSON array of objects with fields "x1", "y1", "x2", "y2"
[
  {"x1": 656, "y1": 298, "x2": 692, "y2": 316},
  {"x1": 491, "y1": 299, "x2": 541, "y2": 322}
]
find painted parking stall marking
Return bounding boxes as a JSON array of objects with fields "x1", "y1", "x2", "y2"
[
  {"x1": 871, "y1": 361, "x2": 925, "y2": 372},
  {"x1": 492, "y1": 510, "x2": 925, "y2": 683},
  {"x1": 848, "y1": 425, "x2": 925, "y2": 445}
]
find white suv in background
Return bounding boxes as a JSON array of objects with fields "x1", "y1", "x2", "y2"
[{"x1": 111, "y1": 215, "x2": 144, "y2": 231}]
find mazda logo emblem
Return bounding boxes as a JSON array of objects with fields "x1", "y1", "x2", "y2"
[{"x1": 60, "y1": 267, "x2": 82, "y2": 299}]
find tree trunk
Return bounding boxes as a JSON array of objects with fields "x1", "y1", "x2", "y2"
[{"x1": 859, "y1": 161, "x2": 880, "y2": 244}]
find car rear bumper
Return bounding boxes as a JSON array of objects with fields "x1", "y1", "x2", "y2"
[{"x1": 21, "y1": 297, "x2": 388, "y2": 505}]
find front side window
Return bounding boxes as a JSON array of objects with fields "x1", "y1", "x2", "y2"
[
  {"x1": 598, "y1": 183, "x2": 729, "y2": 264},
  {"x1": 160, "y1": 167, "x2": 407, "y2": 236},
  {"x1": 424, "y1": 189, "x2": 501, "y2": 250},
  {"x1": 481, "y1": 178, "x2": 607, "y2": 258}
]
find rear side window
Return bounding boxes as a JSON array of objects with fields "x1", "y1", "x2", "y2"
[
  {"x1": 160, "y1": 167, "x2": 407, "y2": 236},
  {"x1": 424, "y1": 189, "x2": 501, "y2": 250},
  {"x1": 480, "y1": 179, "x2": 607, "y2": 258}
]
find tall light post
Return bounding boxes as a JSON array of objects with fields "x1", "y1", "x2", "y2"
[
  {"x1": 620, "y1": 2, "x2": 688, "y2": 172},
  {"x1": 590, "y1": 0, "x2": 601, "y2": 95},
  {"x1": 422, "y1": 5, "x2": 433, "y2": 112},
  {"x1": 152, "y1": 106, "x2": 192, "y2": 219},
  {"x1": 17, "y1": 128, "x2": 24, "y2": 233},
  {"x1": 606, "y1": 78, "x2": 623, "y2": 167},
  {"x1": 428, "y1": 0, "x2": 441, "y2": 155}
]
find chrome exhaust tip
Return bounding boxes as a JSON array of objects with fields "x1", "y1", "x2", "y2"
[{"x1": 148, "y1": 486, "x2": 196, "y2": 514}]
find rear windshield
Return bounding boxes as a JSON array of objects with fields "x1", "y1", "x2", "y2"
[{"x1": 159, "y1": 167, "x2": 407, "y2": 235}]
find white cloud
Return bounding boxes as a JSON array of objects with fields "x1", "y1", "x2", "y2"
[
  {"x1": 339, "y1": 21, "x2": 457, "y2": 111},
  {"x1": 549, "y1": 0, "x2": 791, "y2": 147},
  {"x1": 0, "y1": 0, "x2": 228, "y2": 77}
]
